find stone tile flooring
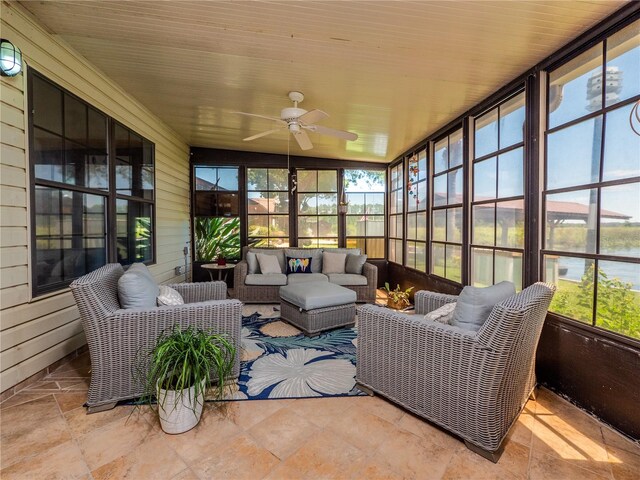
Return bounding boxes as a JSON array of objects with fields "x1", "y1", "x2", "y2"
[{"x1": 1, "y1": 305, "x2": 638, "y2": 479}]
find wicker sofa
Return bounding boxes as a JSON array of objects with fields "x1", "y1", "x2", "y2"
[
  {"x1": 69, "y1": 263, "x2": 242, "y2": 413},
  {"x1": 356, "y1": 282, "x2": 555, "y2": 462},
  {"x1": 233, "y1": 246, "x2": 378, "y2": 303}
]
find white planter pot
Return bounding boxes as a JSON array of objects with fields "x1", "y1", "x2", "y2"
[{"x1": 157, "y1": 380, "x2": 205, "y2": 434}]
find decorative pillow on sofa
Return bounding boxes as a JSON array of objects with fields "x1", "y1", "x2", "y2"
[
  {"x1": 157, "y1": 285, "x2": 184, "y2": 306},
  {"x1": 256, "y1": 253, "x2": 282, "y2": 274},
  {"x1": 451, "y1": 281, "x2": 516, "y2": 332},
  {"x1": 118, "y1": 268, "x2": 159, "y2": 309},
  {"x1": 285, "y1": 248, "x2": 323, "y2": 273},
  {"x1": 286, "y1": 257, "x2": 313, "y2": 274},
  {"x1": 322, "y1": 252, "x2": 347, "y2": 274},
  {"x1": 246, "y1": 251, "x2": 259, "y2": 274},
  {"x1": 247, "y1": 248, "x2": 286, "y2": 273},
  {"x1": 424, "y1": 302, "x2": 456, "y2": 324},
  {"x1": 345, "y1": 254, "x2": 367, "y2": 275}
]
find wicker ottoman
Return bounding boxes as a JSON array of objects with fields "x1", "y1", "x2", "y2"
[{"x1": 279, "y1": 281, "x2": 357, "y2": 336}]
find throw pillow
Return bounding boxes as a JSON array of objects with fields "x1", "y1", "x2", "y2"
[
  {"x1": 285, "y1": 248, "x2": 323, "y2": 273},
  {"x1": 246, "y1": 251, "x2": 259, "y2": 274},
  {"x1": 322, "y1": 251, "x2": 347, "y2": 274},
  {"x1": 256, "y1": 253, "x2": 282, "y2": 274},
  {"x1": 118, "y1": 269, "x2": 159, "y2": 309},
  {"x1": 451, "y1": 281, "x2": 516, "y2": 332},
  {"x1": 157, "y1": 285, "x2": 184, "y2": 306},
  {"x1": 345, "y1": 254, "x2": 367, "y2": 275},
  {"x1": 424, "y1": 302, "x2": 456, "y2": 324},
  {"x1": 286, "y1": 256, "x2": 313, "y2": 274}
]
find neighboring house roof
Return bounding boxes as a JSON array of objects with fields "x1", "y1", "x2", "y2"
[{"x1": 247, "y1": 197, "x2": 270, "y2": 214}]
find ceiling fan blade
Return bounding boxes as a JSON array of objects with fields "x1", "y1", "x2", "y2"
[
  {"x1": 233, "y1": 111, "x2": 286, "y2": 124},
  {"x1": 293, "y1": 130, "x2": 313, "y2": 150},
  {"x1": 297, "y1": 109, "x2": 329, "y2": 125},
  {"x1": 243, "y1": 128, "x2": 283, "y2": 142},
  {"x1": 304, "y1": 124, "x2": 358, "y2": 141}
]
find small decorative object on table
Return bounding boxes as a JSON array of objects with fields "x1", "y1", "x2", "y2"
[
  {"x1": 382, "y1": 282, "x2": 414, "y2": 310},
  {"x1": 216, "y1": 255, "x2": 226, "y2": 266}
]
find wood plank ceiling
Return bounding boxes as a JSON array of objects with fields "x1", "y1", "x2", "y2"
[{"x1": 20, "y1": 0, "x2": 626, "y2": 163}]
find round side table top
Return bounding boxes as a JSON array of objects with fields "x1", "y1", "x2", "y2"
[{"x1": 201, "y1": 263, "x2": 236, "y2": 270}]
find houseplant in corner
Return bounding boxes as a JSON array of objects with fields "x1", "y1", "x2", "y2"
[
  {"x1": 140, "y1": 325, "x2": 236, "y2": 434},
  {"x1": 382, "y1": 282, "x2": 414, "y2": 310}
]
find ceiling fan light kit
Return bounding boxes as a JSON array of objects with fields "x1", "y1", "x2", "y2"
[{"x1": 235, "y1": 91, "x2": 358, "y2": 151}]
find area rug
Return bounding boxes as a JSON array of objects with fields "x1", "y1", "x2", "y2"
[{"x1": 228, "y1": 312, "x2": 365, "y2": 401}]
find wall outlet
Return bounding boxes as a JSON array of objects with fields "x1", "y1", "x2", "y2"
[{"x1": 175, "y1": 266, "x2": 185, "y2": 276}]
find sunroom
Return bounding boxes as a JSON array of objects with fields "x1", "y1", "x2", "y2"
[{"x1": 1, "y1": 1, "x2": 638, "y2": 478}]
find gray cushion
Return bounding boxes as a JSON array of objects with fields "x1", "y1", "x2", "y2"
[
  {"x1": 245, "y1": 273, "x2": 288, "y2": 286},
  {"x1": 118, "y1": 269, "x2": 159, "y2": 309},
  {"x1": 246, "y1": 252, "x2": 259, "y2": 274},
  {"x1": 324, "y1": 248, "x2": 361, "y2": 256},
  {"x1": 345, "y1": 254, "x2": 367, "y2": 275},
  {"x1": 327, "y1": 273, "x2": 368, "y2": 286},
  {"x1": 287, "y1": 273, "x2": 329, "y2": 284},
  {"x1": 322, "y1": 252, "x2": 347, "y2": 274},
  {"x1": 247, "y1": 248, "x2": 285, "y2": 273},
  {"x1": 157, "y1": 285, "x2": 184, "y2": 306},
  {"x1": 128, "y1": 263, "x2": 155, "y2": 282},
  {"x1": 285, "y1": 248, "x2": 323, "y2": 273},
  {"x1": 280, "y1": 281, "x2": 356, "y2": 310},
  {"x1": 256, "y1": 253, "x2": 282, "y2": 274},
  {"x1": 451, "y1": 281, "x2": 516, "y2": 332}
]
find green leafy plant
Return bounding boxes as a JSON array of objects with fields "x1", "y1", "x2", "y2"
[
  {"x1": 194, "y1": 217, "x2": 240, "y2": 261},
  {"x1": 382, "y1": 282, "x2": 414, "y2": 309},
  {"x1": 137, "y1": 325, "x2": 236, "y2": 415}
]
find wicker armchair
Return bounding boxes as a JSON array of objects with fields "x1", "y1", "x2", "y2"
[
  {"x1": 356, "y1": 282, "x2": 555, "y2": 462},
  {"x1": 70, "y1": 263, "x2": 242, "y2": 413}
]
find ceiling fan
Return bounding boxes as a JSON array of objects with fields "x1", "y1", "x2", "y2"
[{"x1": 234, "y1": 91, "x2": 358, "y2": 151}]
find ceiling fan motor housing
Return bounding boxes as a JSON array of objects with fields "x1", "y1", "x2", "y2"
[{"x1": 281, "y1": 107, "x2": 307, "y2": 122}]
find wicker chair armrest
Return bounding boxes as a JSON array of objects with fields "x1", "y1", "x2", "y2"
[
  {"x1": 112, "y1": 299, "x2": 242, "y2": 321},
  {"x1": 234, "y1": 260, "x2": 249, "y2": 284},
  {"x1": 166, "y1": 281, "x2": 227, "y2": 302},
  {"x1": 414, "y1": 290, "x2": 459, "y2": 315},
  {"x1": 362, "y1": 262, "x2": 378, "y2": 287}
]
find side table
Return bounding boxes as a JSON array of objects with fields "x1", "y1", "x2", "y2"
[{"x1": 201, "y1": 263, "x2": 236, "y2": 282}]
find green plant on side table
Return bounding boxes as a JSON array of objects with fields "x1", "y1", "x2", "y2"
[
  {"x1": 138, "y1": 325, "x2": 236, "y2": 434},
  {"x1": 382, "y1": 282, "x2": 414, "y2": 310}
]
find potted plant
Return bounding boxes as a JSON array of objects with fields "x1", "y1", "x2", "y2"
[
  {"x1": 382, "y1": 282, "x2": 414, "y2": 310},
  {"x1": 138, "y1": 325, "x2": 236, "y2": 434}
]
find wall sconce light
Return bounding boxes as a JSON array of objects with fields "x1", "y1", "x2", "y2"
[{"x1": 1, "y1": 39, "x2": 23, "y2": 77}]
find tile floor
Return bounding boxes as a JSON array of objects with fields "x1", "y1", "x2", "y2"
[{"x1": 1, "y1": 304, "x2": 638, "y2": 479}]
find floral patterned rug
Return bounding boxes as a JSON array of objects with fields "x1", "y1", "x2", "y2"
[{"x1": 228, "y1": 312, "x2": 365, "y2": 400}]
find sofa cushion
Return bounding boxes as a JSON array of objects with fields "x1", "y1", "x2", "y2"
[
  {"x1": 118, "y1": 269, "x2": 159, "y2": 309},
  {"x1": 157, "y1": 285, "x2": 184, "y2": 306},
  {"x1": 247, "y1": 248, "x2": 286, "y2": 273},
  {"x1": 451, "y1": 281, "x2": 516, "y2": 332},
  {"x1": 322, "y1": 252, "x2": 347, "y2": 274},
  {"x1": 285, "y1": 248, "x2": 323, "y2": 273},
  {"x1": 324, "y1": 248, "x2": 361, "y2": 256},
  {"x1": 245, "y1": 273, "x2": 288, "y2": 286},
  {"x1": 345, "y1": 254, "x2": 367, "y2": 274},
  {"x1": 424, "y1": 302, "x2": 456, "y2": 324},
  {"x1": 280, "y1": 282, "x2": 356, "y2": 310},
  {"x1": 246, "y1": 252, "x2": 259, "y2": 274},
  {"x1": 286, "y1": 256, "x2": 313, "y2": 274},
  {"x1": 327, "y1": 273, "x2": 368, "y2": 286},
  {"x1": 128, "y1": 262, "x2": 155, "y2": 282},
  {"x1": 287, "y1": 273, "x2": 329, "y2": 284},
  {"x1": 256, "y1": 253, "x2": 282, "y2": 274}
]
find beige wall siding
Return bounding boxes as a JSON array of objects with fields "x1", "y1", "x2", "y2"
[{"x1": 0, "y1": 3, "x2": 191, "y2": 392}]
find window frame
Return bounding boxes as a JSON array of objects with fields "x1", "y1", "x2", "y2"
[
  {"x1": 28, "y1": 69, "x2": 156, "y2": 297},
  {"x1": 246, "y1": 167, "x2": 290, "y2": 248},
  {"x1": 388, "y1": 160, "x2": 404, "y2": 265},
  {"x1": 405, "y1": 149, "x2": 428, "y2": 272},
  {"x1": 295, "y1": 168, "x2": 339, "y2": 249}
]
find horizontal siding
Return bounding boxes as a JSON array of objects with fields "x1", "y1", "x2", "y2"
[{"x1": 0, "y1": 2, "x2": 191, "y2": 393}]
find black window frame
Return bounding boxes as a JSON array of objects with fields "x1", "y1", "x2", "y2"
[{"x1": 28, "y1": 69, "x2": 156, "y2": 297}]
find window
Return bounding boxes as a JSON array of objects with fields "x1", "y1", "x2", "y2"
[
  {"x1": 247, "y1": 168, "x2": 290, "y2": 247},
  {"x1": 193, "y1": 166, "x2": 240, "y2": 261},
  {"x1": 30, "y1": 72, "x2": 155, "y2": 295},
  {"x1": 296, "y1": 170, "x2": 338, "y2": 248},
  {"x1": 543, "y1": 20, "x2": 640, "y2": 340},
  {"x1": 431, "y1": 128, "x2": 464, "y2": 283},
  {"x1": 471, "y1": 92, "x2": 526, "y2": 291},
  {"x1": 405, "y1": 149, "x2": 428, "y2": 271},
  {"x1": 344, "y1": 169, "x2": 385, "y2": 258},
  {"x1": 388, "y1": 162, "x2": 404, "y2": 263}
]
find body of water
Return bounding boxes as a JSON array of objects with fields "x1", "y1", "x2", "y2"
[{"x1": 558, "y1": 248, "x2": 640, "y2": 290}]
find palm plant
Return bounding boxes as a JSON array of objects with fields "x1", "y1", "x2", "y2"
[{"x1": 194, "y1": 217, "x2": 240, "y2": 261}]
